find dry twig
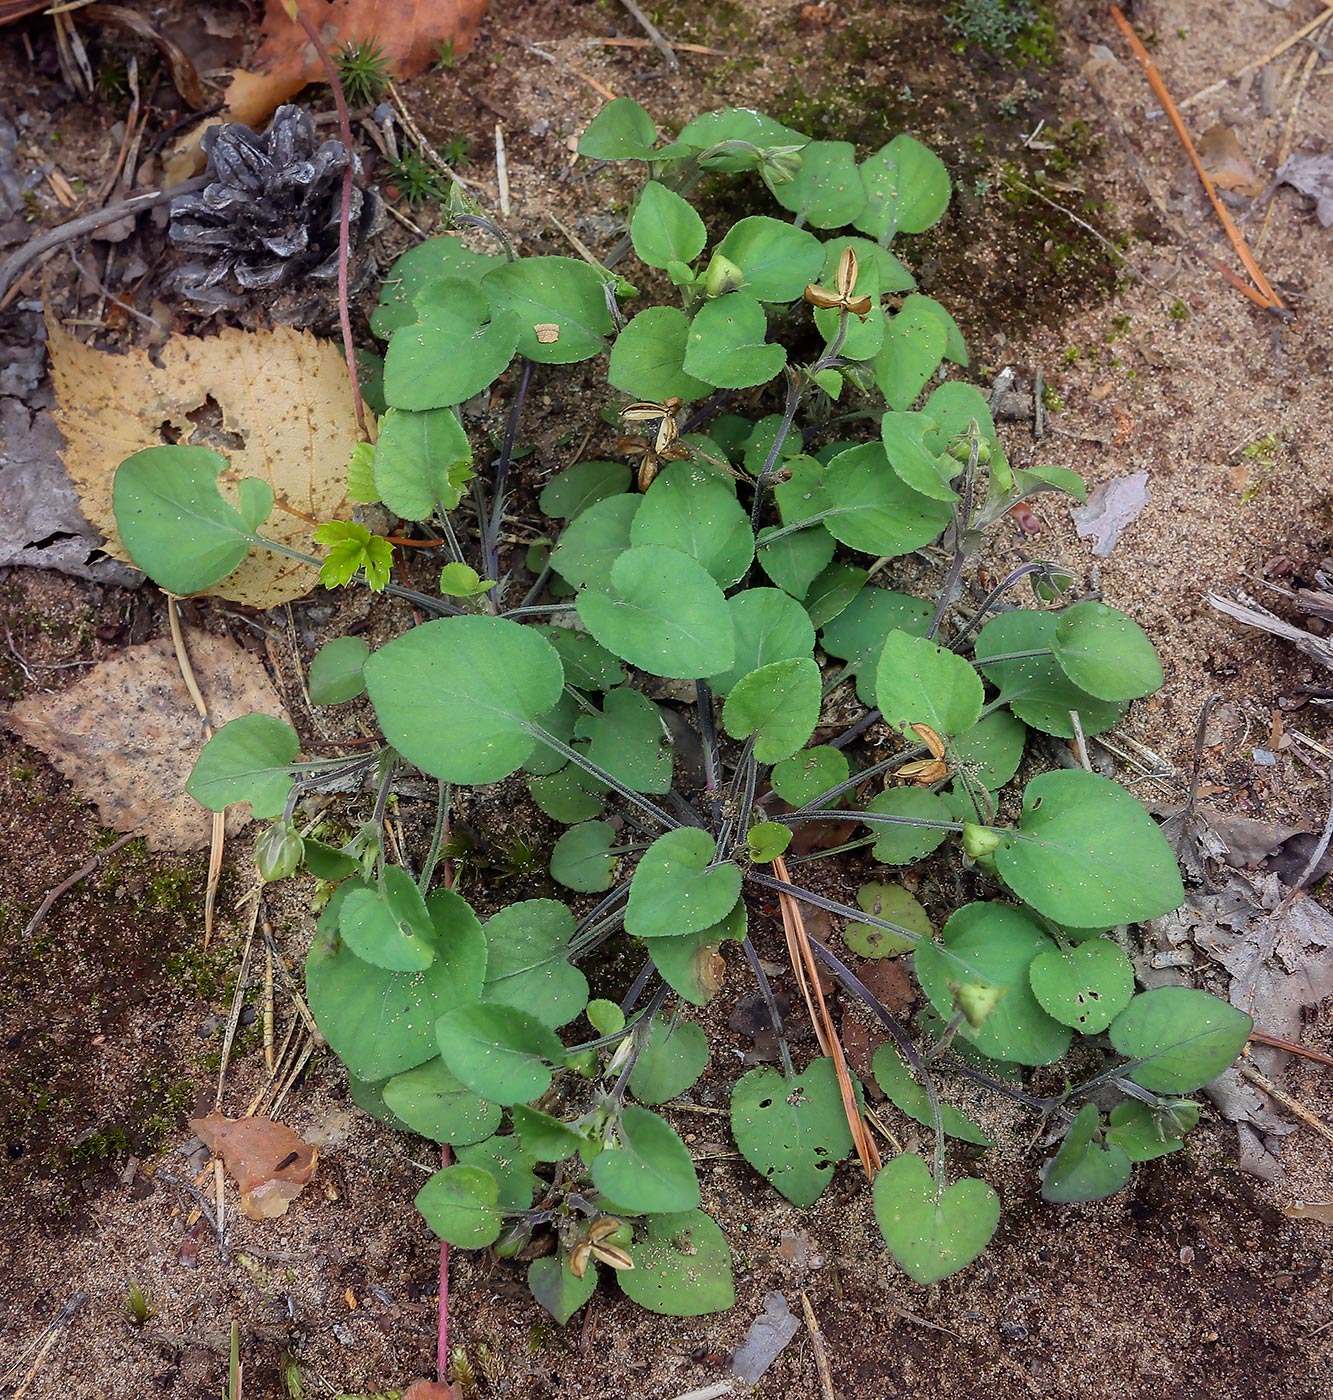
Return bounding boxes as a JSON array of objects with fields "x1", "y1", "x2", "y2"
[
  {"x1": 799, "y1": 1292, "x2": 836, "y2": 1400},
  {"x1": 618, "y1": 0, "x2": 678, "y2": 68}
]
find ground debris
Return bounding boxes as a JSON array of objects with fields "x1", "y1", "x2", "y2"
[
  {"x1": 728, "y1": 1291, "x2": 800, "y2": 1385},
  {"x1": 4, "y1": 633, "x2": 290, "y2": 851},
  {"x1": 1276, "y1": 151, "x2": 1333, "y2": 226},
  {"x1": 1070, "y1": 471, "x2": 1149, "y2": 557},
  {"x1": 192, "y1": 1111, "x2": 317, "y2": 1220}
]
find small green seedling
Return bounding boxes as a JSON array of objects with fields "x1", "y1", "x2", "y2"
[
  {"x1": 123, "y1": 1281, "x2": 155, "y2": 1326},
  {"x1": 113, "y1": 101, "x2": 1248, "y2": 1320}
]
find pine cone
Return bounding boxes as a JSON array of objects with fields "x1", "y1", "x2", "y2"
[{"x1": 170, "y1": 105, "x2": 384, "y2": 309}]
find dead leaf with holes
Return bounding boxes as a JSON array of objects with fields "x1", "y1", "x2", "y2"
[
  {"x1": 226, "y1": 0, "x2": 489, "y2": 127},
  {"x1": 47, "y1": 319, "x2": 356, "y2": 609},
  {"x1": 192, "y1": 1112, "x2": 317, "y2": 1220},
  {"x1": 3, "y1": 634, "x2": 291, "y2": 851}
]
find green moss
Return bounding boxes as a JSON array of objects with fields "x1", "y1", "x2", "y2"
[
  {"x1": 1168, "y1": 298, "x2": 1190, "y2": 321},
  {"x1": 167, "y1": 943, "x2": 230, "y2": 999}
]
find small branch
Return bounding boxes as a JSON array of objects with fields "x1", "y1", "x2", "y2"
[
  {"x1": 22, "y1": 833, "x2": 136, "y2": 939},
  {"x1": 618, "y1": 0, "x2": 679, "y2": 68}
]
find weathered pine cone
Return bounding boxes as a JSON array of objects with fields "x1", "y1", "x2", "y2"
[{"x1": 170, "y1": 104, "x2": 384, "y2": 308}]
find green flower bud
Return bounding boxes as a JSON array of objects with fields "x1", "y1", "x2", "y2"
[
  {"x1": 255, "y1": 821, "x2": 304, "y2": 883},
  {"x1": 954, "y1": 980, "x2": 1005, "y2": 1031},
  {"x1": 961, "y1": 822, "x2": 1001, "y2": 860},
  {"x1": 492, "y1": 1224, "x2": 531, "y2": 1259},
  {"x1": 703, "y1": 252, "x2": 745, "y2": 298}
]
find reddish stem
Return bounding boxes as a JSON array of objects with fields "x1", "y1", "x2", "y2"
[{"x1": 285, "y1": 3, "x2": 368, "y2": 437}]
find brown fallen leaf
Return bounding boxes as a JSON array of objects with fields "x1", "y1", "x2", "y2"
[
  {"x1": 48, "y1": 319, "x2": 356, "y2": 609},
  {"x1": 4, "y1": 634, "x2": 290, "y2": 851},
  {"x1": 1197, "y1": 123, "x2": 1265, "y2": 199},
  {"x1": 226, "y1": 0, "x2": 489, "y2": 127},
  {"x1": 403, "y1": 1382, "x2": 464, "y2": 1400},
  {"x1": 1282, "y1": 1200, "x2": 1333, "y2": 1224},
  {"x1": 192, "y1": 1111, "x2": 317, "y2": 1220}
]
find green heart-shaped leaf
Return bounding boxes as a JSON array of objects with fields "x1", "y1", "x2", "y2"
[
  {"x1": 770, "y1": 745, "x2": 849, "y2": 806},
  {"x1": 550, "y1": 821, "x2": 618, "y2": 893},
  {"x1": 435, "y1": 1003, "x2": 565, "y2": 1105},
  {"x1": 383, "y1": 279, "x2": 519, "y2": 408},
  {"x1": 872, "y1": 1047, "x2": 992, "y2": 1145},
  {"x1": 1105, "y1": 1099, "x2": 1199, "y2": 1162},
  {"x1": 844, "y1": 881, "x2": 931, "y2": 958},
  {"x1": 370, "y1": 237, "x2": 504, "y2": 338},
  {"x1": 820, "y1": 587, "x2": 932, "y2": 705},
  {"x1": 625, "y1": 828, "x2": 742, "y2": 939},
  {"x1": 1109, "y1": 987, "x2": 1252, "y2": 1093},
  {"x1": 855, "y1": 134, "x2": 951, "y2": 242},
  {"x1": 1051, "y1": 600, "x2": 1164, "y2": 701},
  {"x1": 722, "y1": 657, "x2": 821, "y2": 762},
  {"x1": 550, "y1": 493, "x2": 641, "y2": 590},
  {"x1": 1029, "y1": 940, "x2": 1134, "y2": 1034},
  {"x1": 577, "y1": 545, "x2": 735, "y2": 679},
  {"x1": 610, "y1": 305, "x2": 713, "y2": 403},
  {"x1": 631, "y1": 181, "x2": 707, "y2": 269},
  {"x1": 307, "y1": 636, "x2": 369, "y2": 706},
  {"x1": 714, "y1": 216, "x2": 824, "y2": 302},
  {"x1": 479, "y1": 899, "x2": 588, "y2": 1029},
  {"x1": 682, "y1": 292, "x2": 787, "y2": 389},
  {"x1": 187, "y1": 714, "x2": 299, "y2": 818},
  {"x1": 651, "y1": 901, "x2": 747, "y2": 1006},
  {"x1": 482, "y1": 257, "x2": 613, "y2": 364},
  {"x1": 880, "y1": 411, "x2": 959, "y2": 501},
  {"x1": 873, "y1": 299, "x2": 948, "y2": 410},
  {"x1": 631, "y1": 460, "x2": 754, "y2": 586},
  {"x1": 863, "y1": 787, "x2": 953, "y2": 865},
  {"x1": 538, "y1": 460, "x2": 631, "y2": 520},
  {"x1": 994, "y1": 770, "x2": 1185, "y2": 927},
  {"x1": 629, "y1": 1019, "x2": 709, "y2": 1106},
  {"x1": 914, "y1": 902, "x2": 1070, "y2": 1065},
  {"x1": 574, "y1": 686, "x2": 672, "y2": 793},
  {"x1": 874, "y1": 1153, "x2": 998, "y2": 1285},
  {"x1": 339, "y1": 865, "x2": 439, "y2": 971},
  {"x1": 770, "y1": 139, "x2": 867, "y2": 228},
  {"x1": 616, "y1": 1209, "x2": 734, "y2": 1316},
  {"x1": 372, "y1": 406, "x2": 473, "y2": 520},
  {"x1": 821, "y1": 443, "x2": 953, "y2": 558},
  {"x1": 707, "y1": 586, "x2": 815, "y2": 695},
  {"x1": 365, "y1": 616, "x2": 565, "y2": 785},
  {"x1": 382, "y1": 1058, "x2": 501, "y2": 1146},
  {"x1": 591, "y1": 1105, "x2": 700, "y2": 1213},
  {"x1": 730, "y1": 1058, "x2": 854, "y2": 1207}
]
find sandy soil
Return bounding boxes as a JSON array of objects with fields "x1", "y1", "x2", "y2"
[{"x1": 2, "y1": 1, "x2": 1332, "y2": 1397}]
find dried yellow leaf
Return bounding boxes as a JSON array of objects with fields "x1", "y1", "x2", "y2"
[{"x1": 48, "y1": 318, "x2": 358, "y2": 608}]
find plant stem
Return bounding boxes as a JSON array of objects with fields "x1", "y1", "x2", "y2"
[
  {"x1": 485, "y1": 357, "x2": 534, "y2": 607},
  {"x1": 779, "y1": 808, "x2": 965, "y2": 835},
  {"x1": 948, "y1": 561, "x2": 1051, "y2": 649},
  {"x1": 418, "y1": 781, "x2": 451, "y2": 894},
  {"x1": 925, "y1": 431, "x2": 979, "y2": 640},
  {"x1": 695, "y1": 679, "x2": 724, "y2": 825},
  {"x1": 251, "y1": 535, "x2": 465, "y2": 617}
]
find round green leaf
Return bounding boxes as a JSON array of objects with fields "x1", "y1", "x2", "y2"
[
  {"x1": 975, "y1": 609, "x2": 1128, "y2": 739},
  {"x1": 1105, "y1": 1100, "x2": 1199, "y2": 1162},
  {"x1": 578, "y1": 96, "x2": 659, "y2": 160},
  {"x1": 415, "y1": 1165, "x2": 502, "y2": 1247},
  {"x1": 630, "y1": 1018, "x2": 709, "y2": 1106},
  {"x1": 610, "y1": 305, "x2": 713, "y2": 403},
  {"x1": 382, "y1": 279, "x2": 519, "y2": 409},
  {"x1": 456, "y1": 1134, "x2": 540, "y2": 1211},
  {"x1": 372, "y1": 406, "x2": 473, "y2": 520},
  {"x1": 871, "y1": 1047, "x2": 992, "y2": 1146},
  {"x1": 528, "y1": 1254, "x2": 597, "y2": 1326},
  {"x1": 538, "y1": 460, "x2": 631, "y2": 520},
  {"x1": 770, "y1": 745, "x2": 849, "y2": 806},
  {"x1": 435, "y1": 1003, "x2": 565, "y2": 1105},
  {"x1": 913, "y1": 902, "x2": 1071, "y2": 1065},
  {"x1": 855, "y1": 134, "x2": 951, "y2": 242},
  {"x1": 425, "y1": 889, "x2": 488, "y2": 996},
  {"x1": 804, "y1": 560, "x2": 867, "y2": 628},
  {"x1": 769, "y1": 139, "x2": 866, "y2": 228},
  {"x1": 746, "y1": 821, "x2": 793, "y2": 864},
  {"x1": 112, "y1": 445, "x2": 255, "y2": 595},
  {"x1": 528, "y1": 766, "x2": 607, "y2": 823},
  {"x1": 682, "y1": 292, "x2": 786, "y2": 389},
  {"x1": 617, "y1": 1209, "x2": 735, "y2": 1316},
  {"x1": 186, "y1": 714, "x2": 299, "y2": 817},
  {"x1": 625, "y1": 828, "x2": 742, "y2": 939},
  {"x1": 591, "y1": 1105, "x2": 700, "y2": 1213},
  {"x1": 844, "y1": 881, "x2": 930, "y2": 958},
  {"x1": 876, "y1": 629, "x2": 984, "y2": 738},
  {"x1": 677, "y1": 107, "x2": 809, "y2": 170},
  {"x1": 482, "y1": 257, "x2": 613, "y2": 364},
  {"x1": 383, "y1": 1058, "x2": 502, "y2": 1146},
  {"x1": 722, "y1": 657, "x2": 821, "y2": 762},
  {"x1": 1052, "y1": 601, "x2": 1164, "y2": 702},
  {"x1": 631, "y1": 180, "x2": 707, "y2": 269},
  {"x1": 821, "y1": 442, "x2": 953, "y2": 557},
  {"x1": 730, "y1": 1058, "x2": 854, "y2": 1207},
  {"x1": 511, "y1": 1104, "x2": 589, "y2": 1162},
  {"x1": 576, "y1": 545, "x2": 735, "y2": 679},
  {"x1": 707, "y1": 586, "x2": 815, "y2": 696},
  {"x1": 864, "y1": 787, "x2": 952, "y2": 864},
  {"x1": 551, "y1": 493, "x2": 641, "y2": 590},
  {"x1": 308, "y1": 636, "x2": 369, "y2": 705},
  {"x1": 365, "y1": 616, "x2": 565, "y2": 784},
  {"x1": 1109, "y1": 987, "x2": 1253, "y2": 1093},
  {"x1": 995, "y1": 770, "x2": 1185, "y2": 927},
  {"x1": 550, "y1": 821, "x2": 618, "y2": 893},
  {"x1": 1041, "y1": 1103, "x2": 1133, "y2": 1204},
  {"x1": 339, "y1": 865, "x2": 438, "y2": 972},
  {"x1": 651, "y1": 902, "x2": 746, "y2": 1007},
  {"x1": 874, "y1": 1153, "x2": 998, "y2": 1285},
  {"x1": 631, "y1": 460, "x2": 753, "y2": 586},
  {"x1": 1029, "y1": 940, "x2": 1134, "y2": 1034},
  {"x1": 714, "y1": 216, "x2": 824, "y2": 302},
  {"x1": 480, "y1": 899, "x2": 588, "y2": 1029}
]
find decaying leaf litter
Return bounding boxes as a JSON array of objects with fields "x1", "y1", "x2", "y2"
[{"x1": 2, "y1": 0, "x2": 1333, "y2": 1394}]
